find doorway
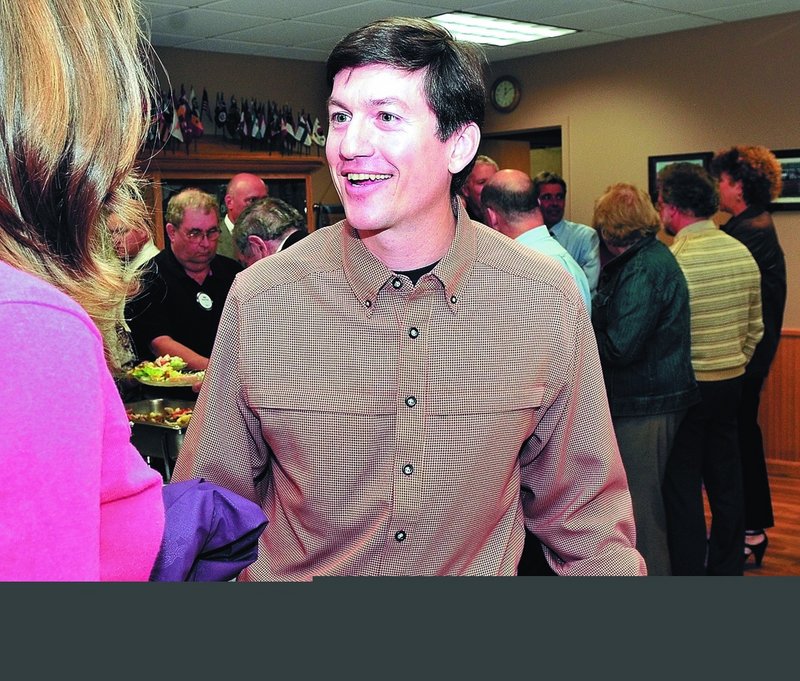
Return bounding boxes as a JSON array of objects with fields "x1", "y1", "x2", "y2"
[{"x1": 480, "y1": 126, "x2": 562, "y2": 178}]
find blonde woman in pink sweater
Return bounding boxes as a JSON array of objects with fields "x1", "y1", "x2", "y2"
[{"x1": 0, "y1": 0, "x2": 164, "y2": 579}]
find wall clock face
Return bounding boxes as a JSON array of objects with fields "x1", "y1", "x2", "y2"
[{"x1": 491, "y1": 76, "x2": 521, "y2": 113}]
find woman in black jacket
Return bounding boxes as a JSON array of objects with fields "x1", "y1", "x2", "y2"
[{"x1": 710, "y1": 145, "x2": 787, "y2": 568}]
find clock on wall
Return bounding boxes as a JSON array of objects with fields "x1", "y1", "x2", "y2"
[{"x1": 490, "y1": 75, "x2": 521, "y2": 113}]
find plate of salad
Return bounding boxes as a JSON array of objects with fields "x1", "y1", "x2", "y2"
[{"x1": 127, "y1": 355, "x2": 205, "y2": 387}]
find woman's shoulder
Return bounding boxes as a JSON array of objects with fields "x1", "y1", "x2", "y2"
[
  {"x1": 0, "y1": 261, "x2": 101, "y2": 347},
  {"x1": 0, "y1": 261, "x2": 88, "y2": 317}
]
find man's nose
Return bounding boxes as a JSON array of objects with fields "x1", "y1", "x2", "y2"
[{"x1": 338, "y1": 117, "x2": 373, "y2": 159}]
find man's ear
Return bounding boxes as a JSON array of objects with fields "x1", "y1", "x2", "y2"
[
  {"x1": 483, "y1": 206, "x2": 498, "y2": 229},
  {"x1": 448, "y1": 122, "x2": 481, "y2": 176},
  {"x1": 247, "y1": 234, "x2": 271, "y2": 260},
  {"x1": 165, "y1": 222, "x2": 177, "y2": 240},
  {"x1": 224, "y1": 194, "x2": 234, "y2": 211}
]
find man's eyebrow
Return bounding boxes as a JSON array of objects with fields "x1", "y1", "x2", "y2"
[{"x1": 327, "y1": 96, "x2": 407, "y2": 109}]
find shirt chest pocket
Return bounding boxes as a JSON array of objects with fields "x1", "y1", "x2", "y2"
[
  {"x1": 247, "y1": 382, "x2": 397, "y2": 415},
  {"x1": 426, "y1": 382, "x2": 545, "y2": 416}
]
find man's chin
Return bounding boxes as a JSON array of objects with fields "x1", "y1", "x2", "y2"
[{"x1": 348, "y1": 222, "x2": 389, "y2": 238}]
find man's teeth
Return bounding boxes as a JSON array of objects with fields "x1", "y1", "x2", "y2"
[{"x1": 347, "y1": 173, "x2": 391, "y2": 182}]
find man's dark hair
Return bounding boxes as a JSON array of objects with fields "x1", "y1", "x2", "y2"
[
  {"x1": 657, "y1": 162, "x2": 719, "y2": 218},
  {"x1": 481, "y1": 177, "x2": 537, "y2": 218},
  {"x1": 531, "y1": 171, "x2": 567, "y2": 200},
  {"x1": 326, "y1": 17, "x2": 487, "y2": 194}
]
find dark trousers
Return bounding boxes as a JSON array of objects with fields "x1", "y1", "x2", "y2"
[
  {"x1": 663, "y1": 378, "x2": 745, "y2": 576},
  {"x1": 518, "y1": 529, "x2": 557, "y2": 576},
  {"x1": 738, "y1": 374, "x2": 774, "y2": 530}
]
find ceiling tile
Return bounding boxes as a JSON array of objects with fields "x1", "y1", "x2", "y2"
[
  {"x1": 142, "y1": 0, "x2": 800, "y2": 62},
  {"x1": 223, "y1": 20, "x2": 354, "y2": 45},
  {"x1": 149, "y1": 9, "x2": 277, "y2": 39},
  {"x1": 465, "y1": 0, "x2": 620, "y2": 23},
  {"x1": 201, "y1": 0, "x2": 349, "y2": 19},
  {"x1": 604, "y1": 13, "x2": 719, "y2": 38}
]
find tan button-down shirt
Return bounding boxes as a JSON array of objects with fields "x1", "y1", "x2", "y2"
[{"x1": 173, "y1": 205, "x2": 645, "y2": 578}]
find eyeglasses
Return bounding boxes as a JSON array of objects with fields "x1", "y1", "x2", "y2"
[
  {"x1": 539, "y1": 193, "x2": 565, "y2": 201},
  {"x1": 183, "y1": 227, "x2": 222, "y2": 242}
]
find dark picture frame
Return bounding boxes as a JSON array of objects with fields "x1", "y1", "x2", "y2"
[
  {"x1": 647, "y1": 152, "x2": 713, "y2": 203},
  {"x1": 770, "y1": 148, "x2": 800, "y2": 211}
]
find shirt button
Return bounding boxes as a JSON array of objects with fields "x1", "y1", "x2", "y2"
[
  {"x1": 405, "y1": 396, "x2": 417, "y2": 408},
  {"x1": 395, "y1": 531, "x2": 406, "y2": 542},
  {"x1": 409, "y1": 327, "x2": 419, "y2": 339},
  {"x1": 392, "y1": 277, "x2": 402, "y2": 289},
  {"x1": 402, "y1": 464, "x2": 414, "y2": 475},
  {"x1": 450, "y1": 295, "x2": 458, "y2": 304},
  {"x1": 365, "y1": 300, "x2": 372, "y2": 308}
]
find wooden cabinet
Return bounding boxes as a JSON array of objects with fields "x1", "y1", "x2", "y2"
[{"x1": 136, "y1": 136, "x2": 324, "y2": 249}]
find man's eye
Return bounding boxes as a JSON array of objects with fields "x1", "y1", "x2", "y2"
[
  {"x1": 379, "y1": 112, "x2": 398, "y2": 123},
  {"x1": 330, "y1": 112, "x2": 349, "y2": 124}
]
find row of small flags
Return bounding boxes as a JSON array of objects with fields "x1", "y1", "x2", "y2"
[
  {"x1": 213, "y1": 92, "x2": 326, "y2": 148},
  {"x1": 146, "y1": 85, "x2": 326, "y2": 153}
]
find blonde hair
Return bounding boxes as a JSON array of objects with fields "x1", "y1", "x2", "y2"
[
  {"x1": 165, "y1": 188, "x2": 220, "y2": 228},
  {"x1": 592, "y1": 183, "x2": 661, "y2": 247},
  {"x1": 0, "y1": 0, "x2": 154, "y2": 368}
]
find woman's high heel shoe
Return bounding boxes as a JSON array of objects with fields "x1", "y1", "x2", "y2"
[{"x1": 743, "y1": 531, "x2": 768, "y2": 568}]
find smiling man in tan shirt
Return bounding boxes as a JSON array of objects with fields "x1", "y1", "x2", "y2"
[{"x1": 173, "y1": 17, "x2": 645, "y2": 579}]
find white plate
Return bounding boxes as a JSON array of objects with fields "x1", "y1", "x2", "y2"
[{"x1": 134, "y1": 372, "x2": 204, "y2": 387}]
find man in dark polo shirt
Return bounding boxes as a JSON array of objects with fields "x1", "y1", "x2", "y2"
[{"x1": 127, "y1": 188, "x2": 242, "y2": 372}]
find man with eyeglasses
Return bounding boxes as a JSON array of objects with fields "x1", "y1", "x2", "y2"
[
  {"x1": 127, "y1": 188, "x2": 242, "y2": 372},
  {"x1": 532, "y1": 170, "x2": 600, "y2": 294}
]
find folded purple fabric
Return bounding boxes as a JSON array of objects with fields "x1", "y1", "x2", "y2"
[{"x1": 149, "y1": 478, "x2": 268, "y2": 582}]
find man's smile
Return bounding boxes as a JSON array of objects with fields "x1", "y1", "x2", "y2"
[{"x1": 346, "y1": 172, "x2": 392, "y2": 184}]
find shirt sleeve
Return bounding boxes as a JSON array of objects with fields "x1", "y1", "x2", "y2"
[
  {"x1": 582, "y1": 229, "x2": 601, "y2": 295},
  {"x1": 593, "y1": 262, "x2": 661, "y2": 367},
  {"x1": 171, "y1": 282, "x2": 268, "y2": 505},
  {"x1": 743, "y1": 271, "x2": 765, "y2": 363},
  {"x1": 520, "y1": 300, "x2": 647, "y2": 576},
  {"x1": 126, "y1": 263, "x2": 169, "y2": 359}
]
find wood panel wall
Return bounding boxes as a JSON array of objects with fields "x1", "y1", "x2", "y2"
[{"x1": 761, "y1": 330, "x2": 800, "y2": 468}]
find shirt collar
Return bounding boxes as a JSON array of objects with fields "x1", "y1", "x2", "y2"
[
  {"x1": 673, "y1": 218, "x2": 718, "y2": 240},
  {"x1": 341, "y1": 197, "x2": 476, "y2": 317},
  {"x1": 516, "y1": 225, "x2": 550, "y2": 242}
]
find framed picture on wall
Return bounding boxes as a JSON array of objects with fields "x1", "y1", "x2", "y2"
[
  {"x1": 647, "y1": 151, "x2": 713, "y2": 203},
  {"x1": 770, "y1": 148, "x2": 800, "y2": 211}
]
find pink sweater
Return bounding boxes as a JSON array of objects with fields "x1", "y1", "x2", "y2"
[{"x1": 0, "y1": 261, "x2": 165, "y2": 580}]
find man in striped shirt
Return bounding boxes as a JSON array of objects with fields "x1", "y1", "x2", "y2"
[{"x1": 658, "y1": 163, "x2": 763, "y2": 575}]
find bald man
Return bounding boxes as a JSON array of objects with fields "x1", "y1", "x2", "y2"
[
  {"x1": 217, "y1": 173, "x2": 268, "y2": 258},
  {"x1": 482, "y1": 169, "x2": 591, "y2": 311}
]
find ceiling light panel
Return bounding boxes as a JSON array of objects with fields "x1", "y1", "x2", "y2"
[{"x1": 429, "y1": 12, "x2": 577, "y2": 47}]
